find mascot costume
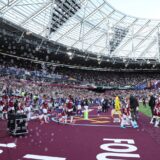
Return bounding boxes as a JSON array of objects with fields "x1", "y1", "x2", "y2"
[{"x1": 111, "y1": 96, "x2": 121, "y2": 123}]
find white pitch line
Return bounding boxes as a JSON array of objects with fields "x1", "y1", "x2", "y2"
[
  {"x1": 23, "y1": 154, "x2": 66, "y2": 160},
  {"x1": 0, "y1": 143, "x2": 16, "y2": 148}
]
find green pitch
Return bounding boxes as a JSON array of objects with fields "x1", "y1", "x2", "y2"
[{"x1": 139, "y1": 103, "x2": 152, "y2": 117}]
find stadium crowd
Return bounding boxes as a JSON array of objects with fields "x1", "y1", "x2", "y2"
[
  {"x1": 0, "y1": 74, "x2": 159, "y2": 128},
  {"x1": 1, "y1": 27, "x2": 160, "y2": 88},
  {"x1": 0, "y1": 58, "x2": 160, "y2": 88}
]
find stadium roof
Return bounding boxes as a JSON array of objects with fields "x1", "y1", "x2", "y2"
[{"x1": 0, "y1": 0, "x2": 160, "y2": 62}]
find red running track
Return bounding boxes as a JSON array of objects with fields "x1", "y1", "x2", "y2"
[{"x1": 0, "y1": 109, "x2": 160, "y2": 160}]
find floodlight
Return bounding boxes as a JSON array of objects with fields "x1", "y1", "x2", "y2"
[
  {"x1": 147, "y1": 60, "x2": 150, "y2": 64},
  {"x1": 67, "y1": 51, "x2": 73, "y2": 56},
  {"x1": 26, "y1": 31, "x2": 32, "y2": 35}
]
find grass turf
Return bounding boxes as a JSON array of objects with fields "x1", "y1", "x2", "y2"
[{"x1": 139, "y1": 103, "x2": 152, "y2": 117}]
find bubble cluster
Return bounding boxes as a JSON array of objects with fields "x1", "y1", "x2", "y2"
[{"x1": 44, "y1": 147, "x2": 48, "y2": 152}]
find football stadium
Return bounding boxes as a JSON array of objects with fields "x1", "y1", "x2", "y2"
[{"x1": 0, "y1": 0, "x2": 160, "y2": 160}]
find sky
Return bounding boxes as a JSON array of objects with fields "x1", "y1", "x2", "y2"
[{"x1": 107, "y1": 0, "x2": 160, "y2": 19}]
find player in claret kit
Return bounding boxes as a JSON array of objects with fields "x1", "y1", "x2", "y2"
[
  {"x1": 97, "y1": 103, "x2": 102, "y2": 116},
  {"x1": 120, "y1": 107, "x2": 131, "y2": 128},
  {"x1": 150, "y1": 96, "x2": 160, "y2": 127},
  {"x1": 66, "y1": 95, "x2": 74, "y2": 123},
  {"x1": 8, "y1": 97, "x2": 14, "y2": 111},
  {"x1": 60, "y1": 104, "x2": 68, "y2": 124},
  {"x1": 2, "y1": 101, "x2": 8, "y2": 120},
  {"x1": 17, "y1": 99, "x2": 24, "y2": 114},
  {"x1": 24, "y1": 101, "x2": 32, "y2": 121},
  {"x1": 0, "y1": 98, "x2": 4, "y2": 119},
  {"x1": 120, "y1": 96, "x2": 139, "y2": 129},
  {"x1": 39, "y1": 102, "x2": 49, "y2": 124}
]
